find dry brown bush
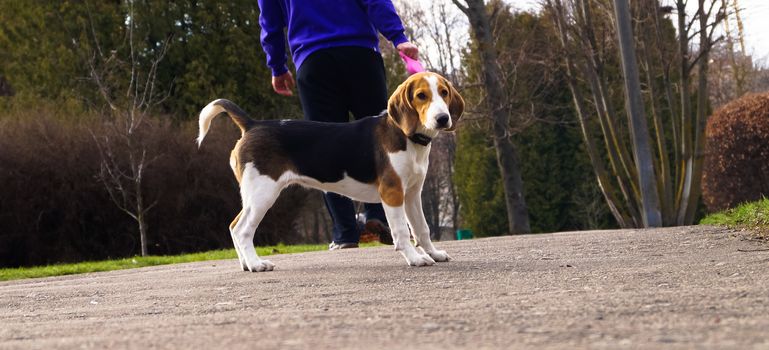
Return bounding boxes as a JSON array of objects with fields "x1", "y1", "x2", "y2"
[
  {"x1": 702, "y1": 92, "x2": 769, "y2": 212},
  {"x1": 0, "y1": 112, "x2": 325, "y2": 267}
]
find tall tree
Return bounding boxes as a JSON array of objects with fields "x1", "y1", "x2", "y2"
[
  {"x1": 613, "y1": 0, "x2": 662, "y2": 227},
  {"x1": 0, "y1": 1, "x2": 123, "y2": 109},
  {"x1": 138, "y1": 0, "x2": 299, "y2": 118},
  {"x1": 545, "y1": 0, "x2": 726, "y2": 227},
  {"x1": 0, "y1": 0, "x2": 296, "y2": 119},
  {"x1": 454, "y1": 126, "x2": 508, "y2": 236},
  {"x1": 451, "y1": 0, "x2": 531, "y2": 234},
  {"x1": 87, "y1": 0, "x2": 170, "y2": 256},
  {"x1": 721, "y1": 0, "x2": 748, "y2": 98},
  {"x1": 393, "y1": 0, "x2": 468, "y2": 236},
  {"x1": 455, "y1": 6, "x2": 608, "y2": 234}
]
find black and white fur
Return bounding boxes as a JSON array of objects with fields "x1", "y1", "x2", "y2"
[{"x1": 197, "y1": 72, "x2": 464, "y2": 272}]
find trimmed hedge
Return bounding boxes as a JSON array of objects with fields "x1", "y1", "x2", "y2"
[
  {"x1": 703, "y1": 92, "x2": 769, "y2": 212},
  {"x1": 0, "y1": 113, "x2": 323, "y2": 267}
]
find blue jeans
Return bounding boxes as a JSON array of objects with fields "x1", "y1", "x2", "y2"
[{"x1": 324, "y1": 193, "x2": 388, "y2": 244}]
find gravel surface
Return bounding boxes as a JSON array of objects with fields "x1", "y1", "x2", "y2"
[{"x1": 2, "y1": 226, "x2": 768, "y2": 349}]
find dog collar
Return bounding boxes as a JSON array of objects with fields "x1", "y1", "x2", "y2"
[{"x1": 408, "y1": 133, "x2": 432, "y2": 146}]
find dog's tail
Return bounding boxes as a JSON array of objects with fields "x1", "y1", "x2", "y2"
[{"x1": 197, "y1": 99, "x2": 255, "y2": 147}]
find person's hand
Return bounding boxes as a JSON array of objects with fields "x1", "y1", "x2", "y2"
[
  {"x1": 396, "y1": 42, "x2": 419, "y2": 60},
  {"x1": 272, "y1": 71, "x2": 295, "y2": 96}
]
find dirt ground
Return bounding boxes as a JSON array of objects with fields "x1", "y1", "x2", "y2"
[{"x1": 1, "y1": 226, "x2": 768, "y2": 349}]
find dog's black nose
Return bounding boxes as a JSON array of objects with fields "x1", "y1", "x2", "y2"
[{"x1": 436, "y1": 114, "x2": 450, "y2": 128}]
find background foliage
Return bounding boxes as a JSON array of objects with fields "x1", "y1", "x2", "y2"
[
  {"x1": 453, "y1": 6, "x2": 613, "y2": 236},
  {"x1": 1, "y1": 0, "x2": 763, "y2": 266}
]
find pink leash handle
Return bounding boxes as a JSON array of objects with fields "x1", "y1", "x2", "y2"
[{"x1": 399, "y1": 51, "x2": 425, "y2": 75}]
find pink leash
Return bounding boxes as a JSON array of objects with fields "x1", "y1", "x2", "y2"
[{"x1": 399, "y1": 51, "x2": 425, "y2": 75}]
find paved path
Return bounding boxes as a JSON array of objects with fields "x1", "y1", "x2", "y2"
[{"x1": 2, "y1": 226, "x2": 769, "y2": 349}]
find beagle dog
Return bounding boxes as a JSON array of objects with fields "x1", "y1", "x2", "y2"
[{"x1": 197, "y1": 72, "x2": 464, "y2": 272}]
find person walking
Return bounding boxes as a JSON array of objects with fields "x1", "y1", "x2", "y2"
[{"x1": 257, "y1": 0, "x2": 419, "y2": 249}]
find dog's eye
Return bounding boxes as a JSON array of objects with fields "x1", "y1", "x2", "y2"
[
  {"x1": 416, "y1": 92, "x2": 427, "y2": 100},
  {"x1": 441, "y1": 89, "x2": 449, "y2": 97}
]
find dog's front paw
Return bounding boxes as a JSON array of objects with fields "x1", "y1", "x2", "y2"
[
  {"x1": 405, "y1": 253, "x2": 436, "y2": 267},
  {"x1": 426, "y1": 249, "x2": 451, "y2": 262},
  {"x1": 247, "y1": 259, "x2": 275, "y2": 272}
]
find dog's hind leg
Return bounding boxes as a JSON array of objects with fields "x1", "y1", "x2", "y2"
[
  {"x1": 229, "y1": 210, "x2": 249, "y2": 271},
  {"x1": 404, "y1": 189, "x2": 451, "y2": 262},
  {"x1": 231, "y1": 163, "x2": 284, "y2": 272}
]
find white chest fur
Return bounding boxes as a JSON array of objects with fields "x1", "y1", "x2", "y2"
[{"x1": 388, "y1": 142, "x2": 430, "y2": 191}]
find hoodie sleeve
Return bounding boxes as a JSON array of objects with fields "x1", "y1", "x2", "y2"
[
  {"x1": 359, "y1": 0, "x2": 409, "y2": 47},
  {"x1": 258, "y1": 0, "x2": 289, "y2": 76}
]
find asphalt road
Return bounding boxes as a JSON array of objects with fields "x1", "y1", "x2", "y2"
[{"x1": 2, "y1": 226, "x2": 769, "y2": 349}]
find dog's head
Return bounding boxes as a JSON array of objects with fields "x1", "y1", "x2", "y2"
[{"x1": 387, "y1": 72, "x2": 464, "y2": 137}]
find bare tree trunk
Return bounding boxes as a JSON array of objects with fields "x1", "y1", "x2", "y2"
[
  {"x1": 612, "y1": 0, "x2": 662, "y2": 227},
  {"x1": 682, "y1": 0, "x2": 713, "y2": 224},
  {"x1": 87, "y1": 1, "x2": 168, "y2": 256},
  {"x1": 549, "y1": 0, "x2": 634, "y2": 228},
  {"x1": 635, "y1": 0, "x2": 674, "y2": 225},
  {"x1": 453, "y1": 0, "x2": 530, "y2": 234},
  {"x1": 494, "y1": 137, "x2": 530, "y2": 233},
  {"x1": 675, "y1": 0, "x2": 694, "y2": 224},
  {"x1": 675, "y1": 0, "x2": 721, "y2": 224},
  {"x1": 551, "y1": 1, "x2": 633, "y2": 228},
  {"x1": 723, "y1": 0, "x2": 748, "y2": 97},
  {"x1": 137, "y1": 211, "x2": 148, "y2": 257},
  {"x1": 134, "y1": 156, "x2": 149, "y2": 256},
  {"x1": 575, "y1": 0, "x2": 642, "y2": 224},
  {"x1": 546, "y1": 0, "x2": 723, "y2": 228},
  {"x1": 447, "y1": 135, "x2": 460, "y2": 237}
]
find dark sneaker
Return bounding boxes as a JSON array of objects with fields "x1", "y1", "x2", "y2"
[
  {"x1": 359, "y1": 231, "x2": 380, "y2": 243},
  {"x1": 364, "y1": 219, "x2": 393, "y2": 245},
  {"x1": 328, "y1": 242, "x2": 359, "y2": 250}
]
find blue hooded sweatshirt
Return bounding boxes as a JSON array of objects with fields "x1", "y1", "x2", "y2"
[{"x1": 257, "y1": 0, "x2": 409, "y2": 76}]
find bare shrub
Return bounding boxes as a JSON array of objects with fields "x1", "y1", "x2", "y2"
[{"x1": 0, "y1": 112, "x2": 318, "y2": 267}]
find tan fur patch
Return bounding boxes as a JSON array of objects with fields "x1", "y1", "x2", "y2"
[
  {"x1": 408, "y1": 76, "x2": 434, "y2": 127},
  {"x1": 230, "y1": 140, "x2": 245, "y2": 183},
  {"x1": 377, "y1": 166, "x2": 404, "y2": 207},
  {"x1": 229, "y1": 210, "x2": 243, "y2": 231},
  {"x1": 387, "y1": 78, "x2": 420, "y2": 136}
]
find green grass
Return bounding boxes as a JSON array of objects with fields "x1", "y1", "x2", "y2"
[
  {"x1": 700, "y1": 198, "x2": 769, "y2": 238},
  {"x1": 0, "y1": 242, "x2": 383, "y2": 282}
]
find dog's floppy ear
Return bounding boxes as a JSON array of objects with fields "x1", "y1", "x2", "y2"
[
  {"x1": 445, "y1": 79, "x2": 465, "y2": 132},
  {"x1": 387, "y1": 78, "x2": 419, "y2": 136}
]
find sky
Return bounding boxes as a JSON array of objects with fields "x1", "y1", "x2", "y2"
[
  {"x1": 719, "y1": 0, "x2": 769, "y2": 63},
  {"x1": 408, "y1": 0, "x2": 769, "y2": 70},
  {"x1": 510, "y1": 0, "x2": 769, "y2": 64}
]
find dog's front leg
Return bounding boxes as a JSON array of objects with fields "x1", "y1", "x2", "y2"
[
  {"x1": 382, "y1": 203, "x2": 435, "y2": 267},
  {"x1": 404, "y1": 189, "x2": 451, "y2": 262}
]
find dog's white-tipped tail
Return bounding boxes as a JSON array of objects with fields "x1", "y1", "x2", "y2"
[
  {"x1": 197, "y1": 99, "x2": 226, "y2": 147},
  {"x1": 196, "y1": 99, "x2": 254, "y2": 148}
]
